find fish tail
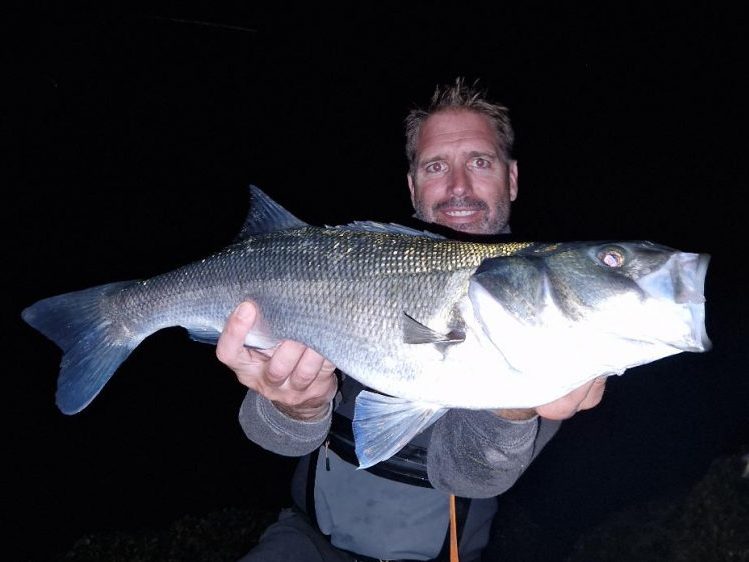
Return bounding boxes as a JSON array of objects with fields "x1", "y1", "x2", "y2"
[{"x1": 22, "y1": 281, "x2": 146, "y2": 415}]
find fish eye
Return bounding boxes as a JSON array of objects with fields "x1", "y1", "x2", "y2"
[{"x1": 597, "y1": 247, "x2": 625, "y2": 268}]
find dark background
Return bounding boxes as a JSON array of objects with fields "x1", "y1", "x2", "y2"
[{"x1": 7, "y1": 4, "x2": 747, "y2": 561}]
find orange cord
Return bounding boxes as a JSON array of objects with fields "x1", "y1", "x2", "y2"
[{"x1": 450, "y1": 494, "x2": 460, "y2": 562}]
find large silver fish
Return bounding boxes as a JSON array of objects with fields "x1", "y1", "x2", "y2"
[{"x1": 22, "y1": 186, "x2": 711, "y2": 467}]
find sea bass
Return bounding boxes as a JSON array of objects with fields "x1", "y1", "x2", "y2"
[{"x1": 22, "y1": 186, "x2": 711, "y2": 468}]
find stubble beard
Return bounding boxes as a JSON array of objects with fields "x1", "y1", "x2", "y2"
[{"x1": 413, "y1": 196, "x2": 512, "y2": 235}]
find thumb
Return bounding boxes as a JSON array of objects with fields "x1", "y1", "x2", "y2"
[{"x1": 234, "y1": 301, "x2": 258, "y2": 327}]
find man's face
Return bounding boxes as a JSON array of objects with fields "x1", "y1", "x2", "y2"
[{"x1": 407, "y1": 109, "x2": 518, "y2": 235}]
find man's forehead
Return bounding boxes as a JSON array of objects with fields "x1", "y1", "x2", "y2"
[{"x1": 418, "y1": 110, "x2": 499, "y2": 154}]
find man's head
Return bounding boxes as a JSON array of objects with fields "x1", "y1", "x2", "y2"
[{"x1": 405, "y1": 78, "x2": 518, "y2": 235}]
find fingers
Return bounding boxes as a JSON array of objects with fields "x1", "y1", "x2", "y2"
[
  {"x1": 264, "y1": 343, "x2": 338, "y2": 420},
  {"x1": 536, "y1": 376, "x2": 607, "y2": 420},
  {"x1": 285, "y1": 347, "x2": 334, "y2": 392},
  {"x1": 216, "y1": 301, "x2": 257, "y2": 366},
  {"x1": 217, "y1": 301, "x2": 338, "y2": 420},
  {"x1": 578, "y1": 376, "x2": 607, "y2": 411},
  {"x1": 264, "y1": 341, "x2": 314, "y2": 387}
]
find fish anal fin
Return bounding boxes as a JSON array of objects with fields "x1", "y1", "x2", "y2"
[
  {"x1": 187, "y1": 327, "x2": 222, "y2": 345},
  {"x1": 187, "y1": 307, "x2": 280, "y2": 349},
  {"x1": 186, "y1": 324, "x2": 278, "y2": 349}
]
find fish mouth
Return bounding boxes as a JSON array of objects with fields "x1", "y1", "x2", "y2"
[
  {"x1": 689, "y1": 253, "x2": 711, "y2": 351},
  {"x1": 637, "y1": 252, "x2": 712, "y2": 352}
]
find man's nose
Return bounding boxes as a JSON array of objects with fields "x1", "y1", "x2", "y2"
[{"x1": 447, "y1": 166, "x2": 471, "y2": 196}]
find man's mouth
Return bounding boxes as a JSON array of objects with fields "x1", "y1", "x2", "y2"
[{"x1": 444, "y1": 209, "x2": 481, "y2": 218}]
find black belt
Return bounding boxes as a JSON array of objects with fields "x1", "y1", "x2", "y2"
[{"x1": 327, "y1": 412, "x2": 432, "y2": 487}]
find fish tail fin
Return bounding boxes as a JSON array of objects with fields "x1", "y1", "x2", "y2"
[{"x1": 22, "y1": 281, "x2": 146, "y2": 415}]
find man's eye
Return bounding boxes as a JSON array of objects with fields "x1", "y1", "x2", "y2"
[
  {"x1": 425, "y1": 161, "x2": 445, "y2": 173},
  {"x1": 472, "y1": 157, "x2": 490, "y2": 169}
]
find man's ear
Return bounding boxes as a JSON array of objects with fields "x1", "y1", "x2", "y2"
[
  {"x1": 509, "y1": 160, "x2": 519, "y2": 201},
  {"x1": 407, "y1": 173, "x2": 416, "y2": 206}
]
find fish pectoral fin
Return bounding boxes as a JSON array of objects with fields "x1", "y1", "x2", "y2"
[
  {"x1": 402, "y1": 312, "x2": 465, "y2": 344},
  {"x1": 353, "y1": 390, "x2": 447, "y2": 469}
]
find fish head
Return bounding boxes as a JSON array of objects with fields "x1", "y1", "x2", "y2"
[{"x1": 467, "y1": 241, "x2": 711, "y2": 383}]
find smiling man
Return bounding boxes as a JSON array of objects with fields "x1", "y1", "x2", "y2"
[
  {"x1": 407, "y1": 106, "x2": 518, "y2": 235},
  {"x1": 224, "y1": 78, "x2": 605, "y2": 562}
]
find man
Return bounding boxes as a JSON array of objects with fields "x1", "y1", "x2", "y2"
[{"x1": 219, "y1": 78, "x2": 606, "y2": 561}]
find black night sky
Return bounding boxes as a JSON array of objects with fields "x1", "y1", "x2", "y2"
[{"x1": 7, "y1": 5, "x2": 748, "y2": 561}]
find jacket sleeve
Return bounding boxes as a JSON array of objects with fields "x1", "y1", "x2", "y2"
[
  {"x1": 426, "y1": 409, "x2": 561, "y2": 498},
  {"x1": 238, "y1": 389, "x2": 332, "y2": 457}
]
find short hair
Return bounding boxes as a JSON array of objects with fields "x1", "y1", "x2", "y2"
[{"x1": 405, "y1": 77, "x2": 515, "y2": 174}]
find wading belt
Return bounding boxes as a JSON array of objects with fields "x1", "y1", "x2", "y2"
[{"x1": 328, "y1": 411, "x2": 432, "y2": 487}]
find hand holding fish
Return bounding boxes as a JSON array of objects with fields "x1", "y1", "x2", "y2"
[
  {"x1": 494, "y1": 376, "x2": 607, "y2": 421},
  {"x1": 535, "y1": 376, "x2": 607, "y2": 420},
  {"x1": 217, "y1": 301, "x2": 338, "y2": 421}
]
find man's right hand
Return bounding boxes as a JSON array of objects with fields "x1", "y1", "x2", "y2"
[{"x1": 216, "y1": 301, "x2": 338, "y2": 421}]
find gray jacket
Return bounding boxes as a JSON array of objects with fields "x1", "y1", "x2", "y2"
[{"x1": 239, "y1": 374, "x2": 561, "y2": 559}]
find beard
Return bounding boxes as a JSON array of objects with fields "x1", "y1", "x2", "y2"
[{"x1": 414, "y1": 195, "x2": 512, "y2": 235}]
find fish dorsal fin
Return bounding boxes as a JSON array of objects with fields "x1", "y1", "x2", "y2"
[
  {"x1": 236, "y1": 185, "x2": 309, "y2": 240},
  {"x1": 402, "y1": 313, "x2": 465, "y2": 344},
  {"x1": 333, "y1": 221, "x2": 446, "y2": 239}
]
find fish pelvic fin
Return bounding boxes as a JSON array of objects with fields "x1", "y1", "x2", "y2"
[
  {"x1": 353, "y1": 390, "x2": 447, "y2": 469},
  {"x1": 235, "y1": 185, "x2": 309, "y2": 240},
  {"x1": 21, "y1": 281, "x2": 146, "y2": 415}
]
